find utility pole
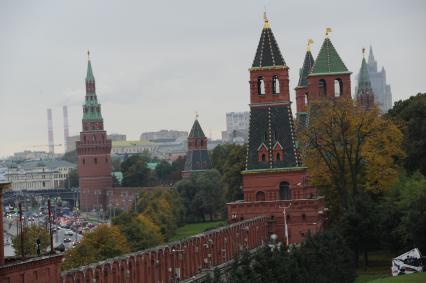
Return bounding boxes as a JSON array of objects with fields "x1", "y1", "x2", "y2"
[{"x1": 48, "y1": 199, "x2": 54, "y2": 254}]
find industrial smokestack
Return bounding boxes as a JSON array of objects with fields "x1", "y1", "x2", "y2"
[
  {"x1": 47, "y1": 108, "x2": 54, "y2": 154},
  {"x1": 63, "y1": 106, "x2": 69, "y2": 152}
]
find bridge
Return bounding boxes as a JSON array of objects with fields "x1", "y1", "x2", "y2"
[
  {"x1": 61, "y1": 216, "x2": 269, "y2": 283},
  {"x1": 3, "y1": 188, "x2": 80, "y2": 209}
]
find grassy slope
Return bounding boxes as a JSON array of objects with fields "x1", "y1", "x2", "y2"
[
  {"x1": 368, "y1": 272, "x2": 426, "y2": 283},
  {"x1": 170, "y1": 221, "x2": 226, "y2": 242},
  {"x1": 355, "y1": 251, "x2": 395, "y2": 283}
]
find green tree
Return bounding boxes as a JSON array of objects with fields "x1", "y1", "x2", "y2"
[
  {"x1": 121, "y1": 154, "x2": 153, "y2": 187},
  {"x1": 65, "y1": 168, "x2": 79, "y2": 189},
  {"x1": 62, "y1": 150, "x2": 77, "y2": 163},
  {"x1": 387, "y1": 93, "x2": 426, "y2": 175},
  {"x1": 136, "y1": 188, "x2": 185, "y2": 239},
  {"x1": 62, "y1": 224, "x2": 130, "y2": 270},
  {"x1": 211, "y1": 144, "x2": 246, "y2": 201},
  {"x1": 12, "y1": 225, "x2": 50, "y2": 257},
  {"x1": 176, "y1": 169, "x2": 224, "y2": 222},
  {"x1": 112, "y1": 211, "x2": 164, "y2": 251}
]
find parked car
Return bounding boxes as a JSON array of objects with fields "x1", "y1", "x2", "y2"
[{"x1": 63, "y1": 237, "x2": 72, "y2": 243}]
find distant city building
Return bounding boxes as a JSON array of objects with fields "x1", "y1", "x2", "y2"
[
  {"x1": 65, "y1": 135, "x2": 80, "y2": 152},
  {"x1": 3, "y1": 160, "x2": 75, "y2": 191},
  {"x1": 9, "y1": 150, "x2": 54, "y2": 161},
  {"x1": 358, "y1": 46, "x2": 392, "y2": 113},
  {"x1": 108, "y1": 133, "x2": 127, "y2": 141},
  {"x1": 140, "y1": 130, "x2": 187, "y2": 142},
  {"x1": 111, "y1": 140, "x2": 158, "y2": 155},
  {"x1": 223, "y1": 112, "x2": 249, "y2": 144}
]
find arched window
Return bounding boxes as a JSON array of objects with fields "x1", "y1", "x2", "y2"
[
  {"x1": 304, "y1": 93, "x2": 308, "y2": 105},
  {"x1": 200, "y1": 140, "x2": 204, "y2": 146},
  {"x1": 82, "y1": 158, "x2": 85, "y2": 165},
  {"x1": 94, "y1": 157, "x2": 97, "y2": 164},
  {"x1": 256, "y1": 191, "x2": 266, "y2": 201},
  {"x1": 334, "y1": 79, "x2": 343, "y2": 97},
  {"x1": 261, "y1": 154, "x2": 266, "y2": 161},
  {"x1": 84, "y1": 136, "x2": 87, "y2": 143},
  {"x1": 257, "y1": 76, "x2": 265, "y2": 95},
  {"x1": 276, "y1": 153, "x2": 281, "y2": 161},
  {"x1": 279, "y1": 182, "x2": 290, "y2": 200},
  {"x1": 319, "y1": 79, "x2": 327, "y2": 97},
  {"x1": 272, "y1": 75, "x2": 280, "y2": 94}
]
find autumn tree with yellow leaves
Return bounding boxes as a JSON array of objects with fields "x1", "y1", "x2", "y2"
[
  {"x1": 62, "y1": 224, "x2": 131, "y2": 271},
  {"x1": 300, "y1": 98, "x2": 404, "y2": 266}
]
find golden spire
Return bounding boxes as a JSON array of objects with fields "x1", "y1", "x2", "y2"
[
  {"x1": 307, "y1": 39, "x2": 314, "y2": 51},
  {"x1": 195, "y1": 111, "x2": 199, "y2": 120},
  {"x1": 263, "y1": 9, "x2": 270, "y2": 29},
  {"x1": 325, "y1": 27, "x2": 332, "y2": 38}
]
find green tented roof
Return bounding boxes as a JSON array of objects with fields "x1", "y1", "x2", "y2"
[
  {"x1": 86, "y1": 60, "x2": 95, "y2": 82},
  {"x1": 310, "y1": 38, "x2": 350, "y2": 76},
  {"x1": 189, "y1": 119, "x2": 206, "y2": 138}
]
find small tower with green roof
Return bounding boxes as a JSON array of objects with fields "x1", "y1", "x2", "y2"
[
  {"x1": 182, "y1": 116, "x2": 211, "y2": 178},
  {"x1": 307, "y1": 28, "x2": 352, "y2": 100},
  {"x1": 76, "y1": 52, "x2": 112, "y2": 212}
]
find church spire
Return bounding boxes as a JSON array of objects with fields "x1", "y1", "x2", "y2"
[
  {"x1": 251, "y1": 13, "x2": 286, "y2": 69},
  {"x1": 297, "y1": 39, "x2": 315, "y2": 88},
  {"x1": 86, "y1": 51, "x2": 95, "y2": 82}
]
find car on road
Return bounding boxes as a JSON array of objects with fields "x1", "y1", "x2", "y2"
[
  {"x1": 63, "y1": 237, "x2": 72, "y2": 243},
  {"x1": 64, "y1": 230, "x2": 74, "y2": 236}
]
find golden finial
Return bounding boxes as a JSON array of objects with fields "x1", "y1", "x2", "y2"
[
  {"x1": 362, "y1": 47, "x2": 366, "y2": 57},
  {"x1": 195, "y1": 111, "x2": 199, "y2": 120},
  {"x1": 307, "y1": 39, "x2": 314, "y2": 51},
  {"x1": 325, "y1": 27, "x2": 332, "y2": 37},
  {"x1": 263, "y1": 8, "x2": 270, "y2": 29},
  {"x1": 87, "y1": 50, "x2": 90, "y2": 60}
]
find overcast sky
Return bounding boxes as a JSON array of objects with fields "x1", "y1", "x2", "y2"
[{"x1": 1, "y1": 0, "x2": 425, "y2": 157}]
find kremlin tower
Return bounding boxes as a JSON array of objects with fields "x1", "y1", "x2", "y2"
[
  {"x1": 227, "y1": 15, "x2": 325, "y2": 245},
  {"x1": 76, "y1": 53, "x2": 112, "y2": 212}
]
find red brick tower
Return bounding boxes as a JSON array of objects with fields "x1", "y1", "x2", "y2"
[
  {"x1": 307, "y1": 29, "x2": 352, "y2": 101},
  {"x1": 227, "y1": 15, "x2": 325, "y2": 245},
  {"x1": 182, "y1": 117, "x2": 211, "y2": 178},
  {"x1": 76, "y1": 53, "x2": 112, "y2": 212}
]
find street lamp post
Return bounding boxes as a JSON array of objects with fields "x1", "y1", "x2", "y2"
[{"x1": 279, "y1": 203, "x2": 292, "y2": 248}]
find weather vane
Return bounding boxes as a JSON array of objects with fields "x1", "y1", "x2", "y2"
[
  {"x1": 87, "y1": 50, "x2": 90, "y2": 60},
  {"x1": 195, "y1": 111, "x2": 199, "y2": 120},
  {"x1": 263, "y1": 7, "x2": 270, "y2": 29},
  {"x1": 325, "y1": 27, "x2": 332, "y2": 37},
  {"x1": 307, "y1": 39, "x2": 314, "y2": 51},
  {"x1": 362, "y1": 47, "x2": 366, "y2": 57}
]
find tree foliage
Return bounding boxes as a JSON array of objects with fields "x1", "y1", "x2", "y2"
[
  {"x1": 387, "y1": 93, "x2": 426, "y2": 175},
  {"x1": 62, "y1": 150, "x2": 77, "y2": 163},
  {"x1": 210, "y1": 144, "x2": 246, "y2": 202},
  {"x1": 176, "y1": 169, "x2": 224, "y2": 222},
  {"x1": 121, "y1": 154, "x2": 154, "y2": 187},
  {"x1": 65, "y1": 168, "x2": 79, "y2": 189},
  {"x1": 301, "y1": 98, "x2": 403, "y2": 213},
  {"x1": 379, "y1": 172, "x2": 426, "y2": 253},
  {"x1": 62, "y1": 224, "x2": 130, "y2": 270},
  {"x1": 112, "y1": 211, "x2": 164, "y2": 251},
  {"x1": 135, "y1": 188, "x2": 185, "y2": 240},
  {"x1": 230, "y1": 230, "x2": 355, "y2": 283},
  {"x1": 12, "y1": 225, "x2": 50, "y2": 257}
]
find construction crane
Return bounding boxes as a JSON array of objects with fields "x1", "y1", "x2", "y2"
[{"x1": 31, "y1": 144, "x2": 62, "y2": 148}]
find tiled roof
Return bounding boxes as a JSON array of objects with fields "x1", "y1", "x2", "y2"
[
  {"x1": 251, "y1": 19, "x2": 286, "y2": 68},
  {"x1": 297, "y1": 50, "x2": 315, "y2": 87},
  {"x1": 189, "y1": 119, "x2": 206, "y2": 138},
  {"x1": 310, "y1": 38, "x2": 350, "y2": 75}
]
